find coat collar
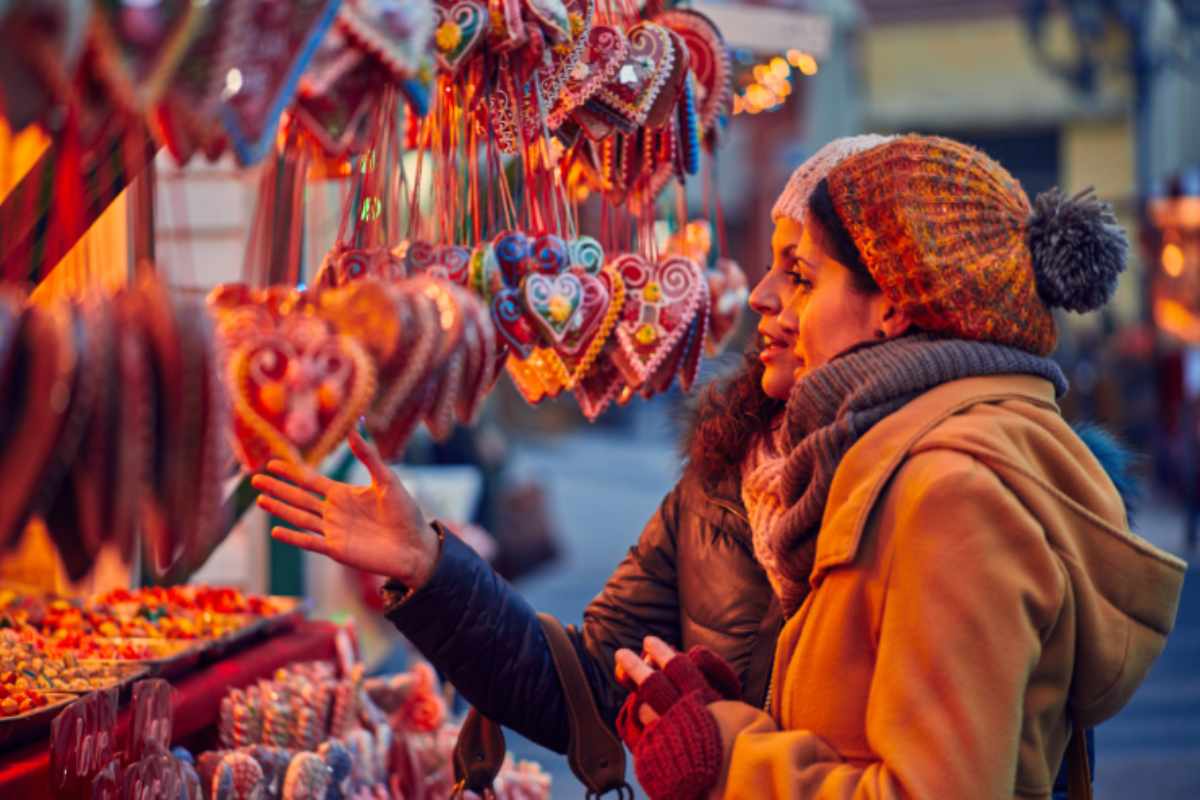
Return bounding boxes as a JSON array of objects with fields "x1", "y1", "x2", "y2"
[{"x1": 811, "y1": 375, "x2": 1060, "y2": 580}]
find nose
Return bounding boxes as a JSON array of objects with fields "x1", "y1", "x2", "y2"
[{"x1": 749, "y1": 272, "x2": 780, "y2": 317}]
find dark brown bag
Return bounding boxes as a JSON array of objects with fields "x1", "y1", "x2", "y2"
[{"x1": 452, "y1": 614, "x2": 631, "y2": 799}]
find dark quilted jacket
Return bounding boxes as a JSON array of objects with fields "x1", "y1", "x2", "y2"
[{"x1": 383, "y1": 465, "x2": 781, "y2": 752}]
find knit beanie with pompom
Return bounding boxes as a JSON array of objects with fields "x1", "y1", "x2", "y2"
[
  {"x1": 770, "y1": 134, "x2": 895, "y2": 224},
  {"x1": 821, "y1": 134, "x2": 1128, "y2": 356}
]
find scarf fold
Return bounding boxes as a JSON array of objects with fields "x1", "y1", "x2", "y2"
[{"x1": 741, "y1": 334, "x2": 1067, "y2": 616}]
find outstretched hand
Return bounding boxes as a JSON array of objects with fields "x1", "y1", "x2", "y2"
[{"x1": 251, "y1": 430, "x2": 440, "y2": 588}]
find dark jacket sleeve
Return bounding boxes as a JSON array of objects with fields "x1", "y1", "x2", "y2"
[{"x1": 383, "y1": 482, "x2": 685, "y2": 752}]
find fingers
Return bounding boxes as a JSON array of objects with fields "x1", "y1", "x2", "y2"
[
  {"x1": 256, "y1": 495, "x2": 325, "y2": 534},
  {"x1": 251, "y1": 474, "x2": 324, "y2": 515},
  {"x1": 643, "y1": 636, "x2": 677, "y2": 670},
  {"x1": 349, "y1": 429, "x2": 394, "y2": 488},
  {"x1": 265, "y1": 458, "x2": 336, "y2": 496},
  {"x1": 270, "y1": 526, "x2": 333, "y2": 557},
  {"x1": 615, "y1": 649, "x2": 655, "y2": 687}
]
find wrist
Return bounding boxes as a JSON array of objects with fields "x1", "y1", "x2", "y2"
[{"x1": 383, "y1": 522, "x2": 445, "y2": 604}]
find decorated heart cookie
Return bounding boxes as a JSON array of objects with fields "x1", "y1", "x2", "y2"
[
  {"x1": 594, "y1": 22, "x2": 675, "y2": 129},
  {"x1": 550, "y1": 24, "x2": 628, "y2": 129},
  {"x1": 431, "y1": 0, "x2": 487, "y2": 72},
  {"x1": 218, "y1": 0, "x2": 341, "y2": 165},
  {"x1": 491, "y1": 287, "x2": 537, "y2": 359},
  {"x1": 610, "y1": 254, "x2": 705, "y2": 389},
  {"x1": 522, "y1": 271, "x2": 583, "y2": 346},
  {"x1": 339, "y1": 0, "x2": 436, "y2": 81},
  {"x1": 228, "y1": 316, "x2": 376, "y2": 471},
  {"x1": 559, "y1": 266, "x2": 623, "y2": 385},
  {"x1": 656, "y1": 7, "x2": 731, "y2": 143}
]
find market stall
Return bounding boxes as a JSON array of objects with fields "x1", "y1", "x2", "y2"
[{"x1": 0, "y1": 0, "x2": 830, "y2": 796}]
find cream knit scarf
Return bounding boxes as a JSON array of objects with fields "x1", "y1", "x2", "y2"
[{"x1": 740, "y1": 335, "x2": 1068, "y2": 616}]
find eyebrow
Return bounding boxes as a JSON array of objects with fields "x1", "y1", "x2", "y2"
[{"x1": 789, "y1": 248, "x2": 820, "y2": 272}]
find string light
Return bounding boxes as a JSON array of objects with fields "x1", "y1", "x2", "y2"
[{"x1": 733, "y1": 50, "x2": 819, "y2": 115}]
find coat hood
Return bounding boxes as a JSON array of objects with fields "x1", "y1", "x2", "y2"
[{"x1": 910, "y1": 379, "x2": 1187, "y2": 727}]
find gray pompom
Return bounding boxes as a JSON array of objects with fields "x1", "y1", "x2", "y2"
[{"x1": 1027, "y1": 187, "x2": 1128, "y2": 313}]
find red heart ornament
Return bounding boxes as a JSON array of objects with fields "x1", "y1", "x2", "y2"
[
  {"x1": 549, "y1": 23, "x2": 627, "y2": 129},
  {"x1": 433, "y1": 0, "x2": 488, "y2": 72},
  {"x1": 491, "y1": 288, "x2": 538, "y2": 359},
  {"x1": 656, "y1": 8, "x2": 731, "y2": 143},
  {"x1": 610, "y1": 253, "x2": 704, "y2": 389}
]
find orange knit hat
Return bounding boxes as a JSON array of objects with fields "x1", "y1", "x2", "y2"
[{"x1": 822, "y1": 135, "x2": 1128, "y2": 356}]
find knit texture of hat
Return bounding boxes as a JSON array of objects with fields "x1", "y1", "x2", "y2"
[
  {"x1": 771, "y1": 134, "x2": 894, "y2": 224},
  {"x1": 823, "y1": 134, "x2": 1128, "y2": 356}
]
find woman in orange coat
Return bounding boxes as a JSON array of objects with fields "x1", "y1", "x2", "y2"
[{"x1": 615, "y1": 135, "x2": 1187, "y2": 799}]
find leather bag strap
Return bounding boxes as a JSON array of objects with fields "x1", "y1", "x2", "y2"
[
  {"x1": 537, "y1": 613, "x2": 632, "y2": 799},
  {"x1": 452, "y1": 706, "x2": 505, "y2": 797},
  {"x1": 1067, "y1": 716, "x2": 1092, "y2": 800}
]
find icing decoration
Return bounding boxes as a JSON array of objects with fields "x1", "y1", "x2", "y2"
[
  {"x1": 431, "y1": 0, "x2": 487, "y2": 72},
  {"x1": 522, "y1": 272, "x2": 583, "y2": 345},
  {"x1": 593, "y1": 22, "x2": 675, "y2": 129},
  {"x1": 610, "y1": 254, "x2": 705, "y2": 389}
]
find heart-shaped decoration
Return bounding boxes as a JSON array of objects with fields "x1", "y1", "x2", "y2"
[
  {"x1": 567, "y1": 235, "x2": 605, "y2": 274},
  {"x1": 493, "y1": 230, "x2": 533, "y2": 287},
  {"x1": 572, "y1": 350, "x2": 624, "y2": 421},
  {"x1": 706, "y1": 257, "x2": 747, "y2": 355},
  {"x1": 644, "y1": 30, "x2": 690, "y2": 128},
  {"x1": 293, "y1": 51, "x2": 383, "y2": 159},
  {"x1": 594, "y1": 22, "x2": 675, "y2": 129},
  {"x1": 491, "y1": 288, "x2": 538, "y2": 359},
  {"x1": 0, "y1": 299, "x2": 77, "y2": 551},
  {"x1": 559, "y1": 266, "x2": 624, "y2": 386},
  {"x1": 217, "y1": 0, "x2": 340, "y2": 165},
  {"x1": 656, "y1": 8, "x2": 731, "y2": 144},
  {"x1": 452, "y1": 287, "x2": 497, "y2": 424},
  {"x1": 523, "y1": 272, "x2": 584, "y2": 345},
  {"x1": 228, "y1": 317, "x2": 376, "y2": 471},
  {"x1": 427, "y1": 244, "x2": 472, "y2": 286},
  {"x1": 529, "y1": 233, "x2": 570, "y2": 275},
  {"x1": 432, "y1": 0, "x2": 487, "y2": 72},
  {"x1": 611, "y1": 253, "x2": 704, "y2": 389},
  {"x1": 549, "y1": 24, "x2": 628, "y2": 129},
  {"x1": 339, "y1": 0, "x2": 436, "y2": 81}
]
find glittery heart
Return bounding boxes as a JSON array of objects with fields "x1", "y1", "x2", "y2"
[
  {"x1": 611, "y1": 253, "x2": 704, "y2": 389},
  {"x1": 522, "y1": 272, "x2": 584, "y2": 345},
  {"x1": 549, "y1": 24, "x2": 628, "y2": 129},
  {"x1": 655, "y1": 8, "x2": 731, "y2": 143},
  {"x1": 338, "y1": 0, "x2": 436, "y2": 81},
  {"x1": 431, "y1": 0, "x2": 487, "y2": 73},
  {"x1": 491, "y1": 288, "x2": 538, "y2": 359},
  {"x1": 594, "y1": 22, "x2": 675, "y2": 129},
  {"x1": 218, "y1": 0, "x2": 340, "y2": 165},
  {"x1": 228, "y1": 318, "x2": 376, "y2": 470}
]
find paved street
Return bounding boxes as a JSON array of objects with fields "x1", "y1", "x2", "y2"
[{"x1": 500, "y1": 411, "x2": 1199, "y2": 798}]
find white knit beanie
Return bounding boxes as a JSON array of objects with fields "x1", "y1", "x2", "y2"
[{"x1": 770, "y1": 134, "x2": 895, "y2": 223}]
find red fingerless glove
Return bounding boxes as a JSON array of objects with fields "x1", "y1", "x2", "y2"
[
  {"x1": 615, "y1": 646, "x2": 742, "y2": 799},
  {"x1": 617, "y1": 646, "x2": 741, "y2": 750},
  {"x1": 634, "y1": 690, "x2": 723, "y2": 800}
]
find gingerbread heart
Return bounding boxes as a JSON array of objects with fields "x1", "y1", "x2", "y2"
[
  {"x1": 523, "y1": 272, "x2": 584, "y2": 345},
  {"x1": 610, "y1": 253, "x2": 704, "y2": 389},
  {"x1": 644, "y1": 30, "x2": 690, "y2": 129},
  {"x1": 229, "y1": 317, "x2": 376, "y2": 471},
  {"x1": 427, "y1": 244, "x2": 472, "y2": 286},
  {"x1": 656, "y1": 8, "x2": 731, "y2": 143},
  {"x1": 432, "y1": 0, "x2": 487, "y2": 72},
  {"x1": 529, "y1": 233, "x2": 570, "y2": 275},
  {"x1": 0, "y1": 300, "x2": 77, "y2": 551},
  {"x1": 363, "y1": 286, "x2": 440, "y2": 431},
  {"x1": 293, "y1": 50, "x2": 383, "y2": 158},
  {"x1": 549, "y1": 24, "x2": 628, "y2": 129},
  {"x1": 572, "y1": 349, "x2": 623, "y2": 421},
  {"x1": 594, "y1": 22, "x2": 675, "y2": 129},
  {"x1": 491, "y1": 288, "x2": 537, "y2": 359},
  {"x1": 339, "y1": 0, "x2": 436, "y2": 81},
  {"x1": 493, "y1": 230, "x2": 533, "y2": 287},
  {"x1": 568, "y1": 235, "x2": 605, "y2": 274},
  {"x1": 452, "y1": 286, "x2": 498, "y2": 424},
  {"x1": 218, "y1": 0, "x2": 340, "y2": 165},
  {"x1": 559, "y1": 266, "x2": 623, "y2": 388},
  {"x1": 706, "y1": 257, "x2": 747, "y2": 355}
]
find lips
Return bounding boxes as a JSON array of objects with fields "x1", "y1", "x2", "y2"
[{"x1": 758, "y1": 329, "x2": 790, "y2": 357}]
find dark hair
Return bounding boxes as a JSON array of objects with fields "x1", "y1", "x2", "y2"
[
  {"x1": 680, "y1": 347, "x2": 784, "y2": 493},
  {"x1": 808, "y1": 179, "x2": 879, "y2": 295}
]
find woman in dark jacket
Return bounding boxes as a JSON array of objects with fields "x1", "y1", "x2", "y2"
[{"x1": 253, "y1": 136, "x2": 1114, "y2": 795}]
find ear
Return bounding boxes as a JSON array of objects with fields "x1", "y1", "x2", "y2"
[{"x1": 876, "y1": 303, "x2": 913, "y2": 339}]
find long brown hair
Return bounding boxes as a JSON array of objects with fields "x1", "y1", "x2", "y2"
[{"x1": 681, "y1": 347, "x2": 784, "y2": 493}]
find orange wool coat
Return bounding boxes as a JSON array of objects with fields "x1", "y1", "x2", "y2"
[{"x1": 708, "y1": 375, "x2": 1186, "y2": 799}]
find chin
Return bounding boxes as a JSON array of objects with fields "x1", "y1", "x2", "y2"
[{"x1": 760, "y1": 369, "x2": 793, "y2": 401}]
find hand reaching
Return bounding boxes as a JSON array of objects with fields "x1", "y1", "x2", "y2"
[{"x1": 251, "y1": 430, "x2": 440, "y2": 588}]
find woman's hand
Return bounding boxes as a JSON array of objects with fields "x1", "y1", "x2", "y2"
[{"x1": 251, "y1": 430, "x2": 440, "y2": 588}]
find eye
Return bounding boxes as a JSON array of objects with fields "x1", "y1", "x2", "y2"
[{"x1": 788, "y1": 270, "x2": 813, "y2": 289}]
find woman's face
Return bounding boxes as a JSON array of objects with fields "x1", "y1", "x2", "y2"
[{"x1": 749, "y1": 217, "x2": 902, "y2": 399}]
